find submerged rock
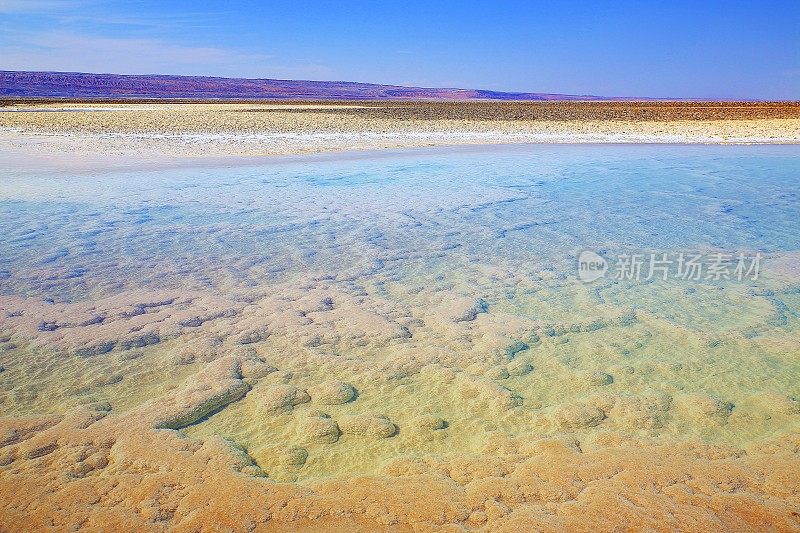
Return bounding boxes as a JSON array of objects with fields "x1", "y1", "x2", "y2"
[
  {"x1": 196, "y1": 337, "x2": 225, "y2": 362},
  {"x1": 23, "y1": 441, "x2": 58, "y2": 460},
  {"x1": 256, "y1": 444, "x2": 309, "y2": 468},
  {"x1": 773, "y1": 395, "x2": 800, "y2": 415},
  {"x1": 457, "y1": 376, "x2": 523, "y2": 411},
  {"x1": 304, "y1": 335, "x2": 323, "y2": 348}
]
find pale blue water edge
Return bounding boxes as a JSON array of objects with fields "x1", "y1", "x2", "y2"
[{"x1": 0, "y1": 144, "x2": 798, "y2": 334}]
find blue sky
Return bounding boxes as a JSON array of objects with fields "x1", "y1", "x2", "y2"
[{"x1": 1, "y1": 0, "x2": 798, "y2": 99}]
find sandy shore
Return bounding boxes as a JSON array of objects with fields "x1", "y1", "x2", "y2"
[{"x1": 1, "y1": 101, "x2": 799, "y2": 164}]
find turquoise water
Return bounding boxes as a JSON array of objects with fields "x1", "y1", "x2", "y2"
[
  {"x1": 0, "y1": 144, "x2": 798, "y2": 480},
  {"x1": 1, "y1": 145, "x2": 798, "y2": 300}
]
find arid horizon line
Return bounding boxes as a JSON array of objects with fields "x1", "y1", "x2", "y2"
[{"x1": 0, "y1": 69, "x2": 715, "y2": 102}]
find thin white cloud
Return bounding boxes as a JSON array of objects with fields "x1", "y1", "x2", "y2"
[
  {"x1": 0, "y1": 0, "x2": 223, "y2": 30},
  {"x1": 0, "y1": 31, "x2": 334, "y2": 79},
  {"x1": 0, "y1": 0, "x2": 86, "y2": 14}
]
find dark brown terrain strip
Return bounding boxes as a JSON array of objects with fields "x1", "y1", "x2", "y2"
[{"x1": 1, "y1": 99, "x2": 799, "y2": 121}]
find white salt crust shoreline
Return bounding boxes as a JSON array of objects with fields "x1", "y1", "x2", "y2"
[
  {"x1": 5, "y1": 126, "x2": 800, "y2": 143},
  {"x1": 1, "y1": 107, "x2": 799, "y2": 178},
  {"x1": 1, "y1": 125, "x2": 799, "y2": 165}
]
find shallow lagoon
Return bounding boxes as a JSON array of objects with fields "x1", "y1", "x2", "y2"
[{"x1": 0, "y1": 144, "x2": 798, "y2": 483}]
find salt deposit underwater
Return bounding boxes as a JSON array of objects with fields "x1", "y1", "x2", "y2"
[{"x1": 0, "y1": 144, "x2": 798, "y2": 530}]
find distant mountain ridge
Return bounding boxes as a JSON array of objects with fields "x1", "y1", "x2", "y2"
[{"x1": 0, "y1": 70, "x2": 629, "y2": 101}]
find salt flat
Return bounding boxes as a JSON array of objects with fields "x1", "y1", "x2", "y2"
[{"x1": 1, "y1": 101, "x2": 798, "y2": 164}]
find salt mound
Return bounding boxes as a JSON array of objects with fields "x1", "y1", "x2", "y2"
[
  {"x1": 236, "y1": 327, "x2": 268, "y2": 345},
  {"x1": 554, "y1": 403, "x2": 607, "y2": 429},
  {"x1": 453, "y1": 298, "x2": 489, "y2": 323},
  {"x1": 611, "y1": 394, "x2": 673, "y2": 430},
  {"x1": 258, "y1": 384, "x2": 310, "y2": 412},
  {"x1": 250, "y1": 444, "x2": 308, "y2": 468},
  {"x1": 120, "y1": 331, "x2": 160, "y2": 350},
  {"x1": 93, "y1": 373, "x2": 123, "y2": 387},
  {"x1": 239, "y1": 358, "x2": 277, "y2": 379},
  {"x1": 279, "y1": 445, "x2": 309, "y2": 466},
  {"x1": 172, "y1": 337, "x2": 230, "y2": 365},
  {"x1": 171, "y1": 349, "x2": 196, "y2": 366},
  {"x1": 504, "y1": 340, "x2": 529, "y2": 359},
  {"x1": 681, "y1": 393, "x2": 734, "y2": 421},
  {"x1": 507, "y1": 360, "x2": 533, "y2": 376},
  {"x1": 310, "y1": 381, "x2": 357, "y2": 405},
  {"x1": 0, "y1": 415, "x2": 61, "y2": 448},
  {"x1": 775, "y1": 395, "x2": 799, "y2": 415},
  {"x1": 486, "y1": 366, "x2": 509, "y2": 380},
  {"x1": 413, "y1": 415, "x2": 447, "y2": 430},
  {"x1": 297, "y1": 415, "x2": 340, "y2": 444},
  {"x1": 456, "y1": 376, "x2": 523, "y2": 411},
  {"x1": 383, "y1": 456, "x2": 433, "y2": 476},
  {"x1": 491, "y1": 387, "x2": 524, "y2": 410},
  {"x1": 74, "y1": 341, "x2": 115, "y2": 358},
  {"x1": 339, "y1": 414, "x2": 397, "y2": 438},
  {"x1": 151, "y1": 356, "x2": 250, "y2": 430},
  {"x1": 584, "y1": 371, "x2": 614, "y2": 386},
  {"x1": 754, "y1": 393, "x2": 800, "y2": 415},
  {"x1": 197, "y1": 337, "x2": 224, "y2": 362},
  {"x1": 118, "y1": 350, "x2": 143, "y2": 361}
]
